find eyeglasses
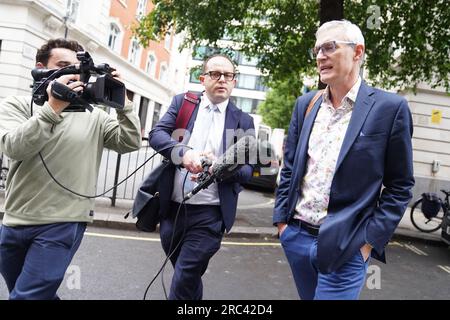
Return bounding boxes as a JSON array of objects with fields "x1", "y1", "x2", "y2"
[
  {"x1": 310, "y1": 40, "x2": 356, "y2": 59},
  {"x1": 203, "y1": 71, "x2": 237, "y2": 81}
]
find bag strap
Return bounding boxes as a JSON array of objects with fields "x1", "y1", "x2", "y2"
[
  {"x1": 175, "y1": 92, "x2": 200, "y2": 142},
  {"x1": 305, "y1": 89, "x2": 324, "y2": 118},
  {"x1": 175, "y1": 92, "x2": 199, "y2": 129}
]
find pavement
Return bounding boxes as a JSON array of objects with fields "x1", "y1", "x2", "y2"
[{"x1": 0, "y1": 189, "x2": 444, "y2": 244}]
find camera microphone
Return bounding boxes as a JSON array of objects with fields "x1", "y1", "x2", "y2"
[{"x1": 183, "y1": 135, "x2": 256, "y2": 201}]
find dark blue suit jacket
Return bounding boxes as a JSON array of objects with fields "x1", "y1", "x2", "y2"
[
  {"x1": 273, "y1": 82, "x2": 415, "y2": 273},
  {"x1": 149, "y1": 93, "x2": 255, "y2": 232}
]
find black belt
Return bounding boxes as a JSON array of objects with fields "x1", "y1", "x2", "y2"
[{"x1": 290, "y1": 219, "x2": 320, "y2": 236}]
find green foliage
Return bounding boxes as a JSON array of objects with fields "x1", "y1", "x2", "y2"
[
  {"x1": 257, "y1": 77, "x2": 304, "y2": 131},
  {"x1": 135, "y1": 0, "x2": 450, "y2": 129},
  {"x1": 136, "y1": 0, "x2": 449, "y2": 91},
  {"x1": 134, "y1": 0, "x2": 318, "y2": 84},
  {"x1": 345, "y1": 0, "x2": 450, "y2": 91}
]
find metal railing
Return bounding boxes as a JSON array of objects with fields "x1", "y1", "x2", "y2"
[
  {"x1": 96, "y1": 138, "x2": 163, "y2": 205},
  {"x1": 0, "y1": 140, "x2": 163, "y2": 204}
]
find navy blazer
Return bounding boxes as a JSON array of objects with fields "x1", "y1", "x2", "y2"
[
  {"x1": 274, "y1": 82, "x2": 415, "y2": 273},
  {"x1": 149, "y1": 93, "x2": 255, "y2": 232}
]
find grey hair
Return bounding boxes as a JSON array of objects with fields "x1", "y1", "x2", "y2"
[
  {"x1": 316, "y1": 20, "x2": 365, "y2": 46},
  {"x1": 316, "y1": 20, "x2": 365, "y2": 65}
]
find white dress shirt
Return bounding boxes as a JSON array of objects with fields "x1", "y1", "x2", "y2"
[{"x1": 171, "y1": 95, "x2": 228, "y2": 204}]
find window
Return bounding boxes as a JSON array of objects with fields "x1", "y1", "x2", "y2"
[
  {"x1": 232, "y1": 97, "x2": 263, "y2": 114},
  {"x1": 237, "y1": 74, "x2": 257, "y2": 90},
  {"x1": 136, "y1": 0, "x2": 147, "y2": 19},
  {"x1": 192, "y1": 46, "x2": 238, "y2": 63},
  {"x1": 145, "y1": 54, "x2": 156, "y2": 76},
  {"x1": 108, "y1": 23, "x2": 121, "y2": 52},
  {"x1": 236, "y1": 74, "x2": 267, "y2": 91},
  {"x1": 189, "y1": 68, "x2": 202, "y2": 84},
  {"x1": 66, "y1": 0, "x2": 80, "y2": 23},
  {"x1": 164, "y1": 33, "x2": 171, "y2": 50},
  {"x1": 256, "y1": 77, "x2": 268, "y2": 91},
  {"x1": 252, "y1": 99, "x2": 264, "y2": 112},
  {"x1": 138, "y1": 97, "x2": 149, "y2": 137},
  {"x1": 159, "y1": 64, "x2": 168, "y2": 84},
  {"x1": 193, "y1": 46, "x2": 218, "y2": 60},
  {"x1": 152, "y1": 102, "x2": 162, "y2": 129},
  {"x1": 236, "y1": 97, "x2": 253, "y2": 113},
  {"x1": 128, "y1": 39, "x2": 141, "y2": 66},
  {"x1": 239, "y1": 54, "x2": 258, "y2": 66},
  {"x1": 126, "y1": 89, "x2": 134, "y2": 102}
]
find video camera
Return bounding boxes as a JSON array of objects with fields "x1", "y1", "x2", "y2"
[{"x1": 31, "y1": 51, "x2": 125, "y2": 111}]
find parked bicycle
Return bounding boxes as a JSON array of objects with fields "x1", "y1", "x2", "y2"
[{"x1": 410, "y1": 189, "x2": 450, "y2": 233}]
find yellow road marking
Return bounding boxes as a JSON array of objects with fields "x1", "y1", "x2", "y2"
[
  {"x1": 437, "y1": 265, "x2": 450, "y2": 274},
  {"x1": 85, "y1": 232, "x2": 160, "y2": 242},
  {"x1": 388, "y1": 241, "x2": 404, "y2": 247},
  {"x1": 85, "y1": 232, "x2": 281, "y2": 247},
  {"x1": 222, "y1": 241, "x2": 281, "y2": 247},
  {"x1": 404, "y1": 244, "x2": 428, "y2": 256}
]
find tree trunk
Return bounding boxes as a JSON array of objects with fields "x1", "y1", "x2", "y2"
[
  {"x1": 318, "y1": 0, "x2": 344, "y2": 89},
  {"x1": 320, "y1": 0, "x2": 344, "y2": 26}
]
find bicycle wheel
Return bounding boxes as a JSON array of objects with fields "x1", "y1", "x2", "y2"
[{"x1": 410, "y1": 198, "x2": 444, "y2": 233}]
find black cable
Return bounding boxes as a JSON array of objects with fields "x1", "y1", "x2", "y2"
[
  {"x1": 39, "y1": 144, "x2": 190, "y2": 199},
  {"x1": 161, "y1": 171, "x2": 188, "y2": 299},
  {"x1": 29, "y1": 76, "x2": 199, "y2": 297},
  {"x1": 31, "y1": 70, "x2": 192, "y2": 200},
  {"x1": 39, "y1": 151, "x2": 154, "y2": 199},
  {"x1": 161, "y1": 173, "x2": 190, "y2": 300},
  {"x1": 143, "y1": 199, "x2": 186, "y2": 300},
  {"x1": 143, "y1": 170, "x2": 191, "y2": 300}
]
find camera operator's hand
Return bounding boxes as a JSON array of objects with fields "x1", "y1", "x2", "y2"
[
  {"x1": 111, "y1": 70, "x2": 133, "y2": 106},
  {"x1": 111, "y1": 70, "x2": 122, "y2": 81},
  {"x1": 46, "y1": 74, "x2": 84, "y2": 115}
]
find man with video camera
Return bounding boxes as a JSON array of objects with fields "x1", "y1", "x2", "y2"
[{"x1": 0, "y1": 38, "x2": 141, "y2": 299}]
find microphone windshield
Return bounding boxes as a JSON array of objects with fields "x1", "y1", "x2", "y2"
[{"x1": 212, "y1": 135, "x2": 257, "y2": 177}]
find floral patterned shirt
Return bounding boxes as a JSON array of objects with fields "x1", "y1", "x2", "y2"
[{"x1": 294, "y1": 77, "x2": 362, "y2": 225}]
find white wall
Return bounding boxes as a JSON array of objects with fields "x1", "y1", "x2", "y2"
[
  {"x1": 401, "y1": 84, "x2": 450, "y2": 197},
  {"x1": 0, "y1": 0, "x2": 176, "y2": 128}
]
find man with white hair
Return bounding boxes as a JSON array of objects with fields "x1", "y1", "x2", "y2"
[{"x1": 274, "y1": 20, "x2": 414, "y2": 299}]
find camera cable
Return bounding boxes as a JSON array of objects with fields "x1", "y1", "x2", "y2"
[
  {"x1": 144, "y1": 164, "x2": 209, "y2": 300},
  {"x1": 38, "y1": 144, "x2": 190, "y2": 199},
  {"x1": 143, "y1": 183, "x2": 188, "y2": 300}
]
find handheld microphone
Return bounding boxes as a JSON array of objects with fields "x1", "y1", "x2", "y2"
[{"x1": 183, "y1": 135, "x2": 256, "y2": 201}]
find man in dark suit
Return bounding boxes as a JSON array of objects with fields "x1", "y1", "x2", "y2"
[
  {"x1": 274, "y1": 20, "x2": 415, "y2": 300},
  {"x1": 148, "y1": 54, "x2": 254, "y2": 300}
]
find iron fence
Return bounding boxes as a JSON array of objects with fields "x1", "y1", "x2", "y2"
[
  {"x1": 0, "y1": 140, "x2": 163, "y2": 204},
  {"x1": 96, "y1": 138, "x2": 163, "y2": 205}
]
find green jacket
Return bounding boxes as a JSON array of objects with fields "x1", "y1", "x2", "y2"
[{"x1": 0, "y1": 96, "x2": 141, "y2": 226}]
